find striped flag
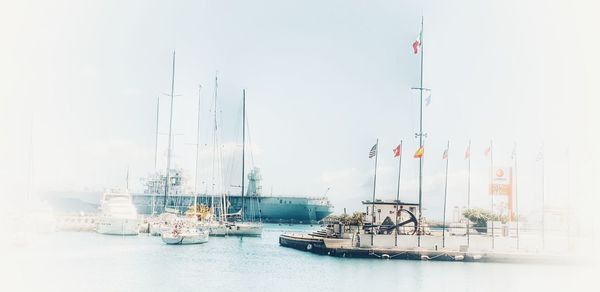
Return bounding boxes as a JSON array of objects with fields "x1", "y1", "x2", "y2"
[
  {"x1": 442, "y1": 148, "x2": 448, "y2": 160},
  {"x1": 414, "y1": 146, "x2": 424, "y2": 158},
  {"x1": 465, "y1": 145, "x2": 470, "y2": 160},
  {"x1": 369, "y1": 143, "x2": 378, "y2": 159},
  {"x1": 393, "y1": 144, "x2": 402, "y2": 158},
  {"x1": 412, "y1": 30, "x2": 422, "y2": 54},
  {"x1": 484, "y1": 146, "x2": 492, "y2": 157}
]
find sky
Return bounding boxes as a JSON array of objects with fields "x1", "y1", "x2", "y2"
[{"x1": 1, "y1": 0, "x2": 599, "y2": 224}]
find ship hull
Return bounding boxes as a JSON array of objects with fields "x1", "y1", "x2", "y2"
[{"x1": 132, "y1": 194, "x2": 333, "y2": 223}]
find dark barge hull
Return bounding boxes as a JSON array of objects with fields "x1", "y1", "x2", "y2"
[{"x1": 278, "y1": 234, "x2": 571, "y2": 263}]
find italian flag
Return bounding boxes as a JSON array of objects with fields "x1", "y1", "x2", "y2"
[{"x1": 412, "y1": 31, "x2": 422, "y2": 54}]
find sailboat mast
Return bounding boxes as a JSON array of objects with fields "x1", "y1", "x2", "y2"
[
  {"x1": 241, "y1": 89, "x2": 246, "y2": 221},
  {"x1": 154, "y1": 96, "x2": 160, "y2": 173},
  {"x1": 211, "y1": 73, "x2": 218, "y2": 221},
  {"x1": 194, "y1": 84, "x2": 203, "y2": 211},
  {"x1": 164, "y1": 51, "x2": 176, "y2": 210}
]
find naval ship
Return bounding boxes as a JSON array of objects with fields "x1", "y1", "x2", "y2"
[{"x1": 132, "y1": 168, "x2": 333, "y2": 224}]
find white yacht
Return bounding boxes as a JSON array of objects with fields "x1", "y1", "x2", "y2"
[{"x1": 96, "y1": 189, "x2": 139, "y2": 235}]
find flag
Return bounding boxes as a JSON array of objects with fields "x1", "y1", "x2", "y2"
[
  {"x1": 393, "y1": 144, "x2": 402, "y2": 157},
  {"x1": 369, "y1": 143, "x2": 378, "y2": 158},
  {"x1": 412, "y1": 30, "x2": 422, "y2": 54},
  {"x1": 484, "y1": 146, "x2": 491, "y2": 157},
  {"x1": 425, "y1": 91, "x2": 432, "y2": 106},
  {"x1": 511, "y1": 143, "x2": 517, "y2": 160},
  {"x1": 465, "y1": 145, "x2": 470, "y2": 160},
  {"x1": 536, "y1": 146, "x2": 544, "y2": 162},
  {"x1": 414, "y1": 146, "x2": 424, "y2": 158},
  {"x1": 442, "y1": 148, "x2": 448, "y2": 160}
]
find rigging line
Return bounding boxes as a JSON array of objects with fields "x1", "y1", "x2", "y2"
[
  {"x1": 245, "y1": 110, "x2": 255, "y2": 167},
  {"x1": 224, "y1": 105, "x2": 243, "y2": 193}
]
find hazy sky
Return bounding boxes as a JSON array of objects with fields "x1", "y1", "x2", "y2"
[{"x1": 1, "y1": 0, "x2": 599, "y2": 220}]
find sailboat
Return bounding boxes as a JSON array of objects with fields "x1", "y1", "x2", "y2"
[
  {"x1": 198, "y1": 73, "x2": 229, "y2": 236},
  {"x1": 161, "y1": 217, "x2": 209, "y2": 244},
  {"x1": 156, "y1": 52, "x2": 210, "y2": 245},
  {"x1": 225, "y1": 89, "x2": 263, "y2": 237}
]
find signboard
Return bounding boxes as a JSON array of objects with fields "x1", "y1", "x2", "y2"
[
  {"x1": 489, "y1": 167, "x2": 512, "y2": 196},
  {"x1": 489, "y1": 166, "x2": 514, "y2": 221}
]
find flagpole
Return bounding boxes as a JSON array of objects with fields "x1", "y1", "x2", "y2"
[
  {"x1": 396, "y1": 140, "x2": 403, "y2": 202},
  {"x1": 541, "y1": 143, "x2": 545, "y2": 250},
  {"x1": 395, "y1": 140, "x2": 403, "y2": 247},
  {"x1": 566, "y1": 148, "x2": 571, "y2": 251},
  {"x1": 442, "y1": 140, "x2": 450, "y2": 248},
  {"x1": 417, "y1": 15, "x2": 425, "y2": 248},
  {"x1": 467, "y1": 140, "x2": 471, "y2": 247},
  {"x1": 371, "y1": 138, "x2": 379, "y2": 246},
  {"x1": 490, "y1": 140, "x2": 495, "y2": 249},
  {"x1": 514, "y1": 143, "x2": 520, "y2": 250}
]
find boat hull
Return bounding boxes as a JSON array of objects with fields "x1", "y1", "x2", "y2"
[
  {"x1": 161, "y1": 230, "x2": 209, "y2": 245},
  {"x1": 96, "y1": 217, "x2": 139, "y2": 235},
  {"x1": 226, "y1": 222, "x2": 263, "y2": 237}
]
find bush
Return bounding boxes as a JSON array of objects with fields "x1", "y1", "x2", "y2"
[
  {"x1": 324, "y1": 212, "x2": 364, "y2": 225},
  {"x1": 462, "y1": 208, "x2": 507, "y2": 233}
]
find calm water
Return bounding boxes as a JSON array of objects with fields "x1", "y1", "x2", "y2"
[{"x1": 4, "y1": 224, "x2": 594, "y2": 292}]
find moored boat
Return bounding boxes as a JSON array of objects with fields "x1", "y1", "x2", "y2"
[{"x1": 96, "y1": 189, "x2": 139, "y2": 235}]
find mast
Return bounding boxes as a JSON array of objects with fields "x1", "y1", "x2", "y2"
[
  {"x1": 194, "y1": 84, "x2": 203, "y2": 214},
  {"x1": 154, "y1": 96, "x2": 160, "y2": 173},
  {"x1": 163, "y1": 51, "x2": 176, "y2": 210},
  {"x1": 241, "y1": 89, "x2": 246, "y2": 221},
  {"x1": 211, "y1": 73, "x2": 218, "y2": 221},
  {"x1": 409, "y1": 16, "x2": 427, "y2": 247}
]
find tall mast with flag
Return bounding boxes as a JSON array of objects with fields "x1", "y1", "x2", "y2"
[{"x1": 411, "y1": 16, "x2": 429, "y2": 246}]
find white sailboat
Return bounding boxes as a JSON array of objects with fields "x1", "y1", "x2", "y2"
[
  {"x1": 161, "y1": 221, "x2": 209, "y2": 245},
  {"x1": 226, "y1": 89, "x2": 263, "y2": 237}
]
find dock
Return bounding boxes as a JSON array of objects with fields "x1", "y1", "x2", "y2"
[{"x1": 279, "y1": 233, "x2": 574, "y2": 264}]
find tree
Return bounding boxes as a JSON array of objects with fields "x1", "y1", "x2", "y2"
[
  {"x1": 462, "y1": 208, "x2": 507, "y2": 233},
  {"x1": 324, "y1": 212, "x2": 364, "y2": 225}
]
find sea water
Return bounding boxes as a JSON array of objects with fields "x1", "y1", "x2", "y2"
[{"x1": 2, "y1": 224, "x2": 594, "y2": 292}]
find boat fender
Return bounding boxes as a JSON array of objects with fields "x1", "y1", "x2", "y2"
[
  {"x1": 306, "y1": 243, "x2": 313, "y2": 250},
  {"x1": 454, "y1": 255, "x2": 465, "y2": 261},
  {"x1": 382, "y1": 254, "x2": 390, "y2": 260},
  {"x1": 472, "y1": 254, "x2": 482, "y2": 260},
  {"x1": 420, "y1": 255, "x2": 430, "y2": 261}
]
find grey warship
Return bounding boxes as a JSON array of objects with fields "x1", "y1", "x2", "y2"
[{"x1": 133, "y1": 168, "x2": 333, "y2": 224}]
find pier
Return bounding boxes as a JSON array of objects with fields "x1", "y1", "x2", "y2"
[{"x1": 279, "y1": 233, "x2": 575, "y2": 264}]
